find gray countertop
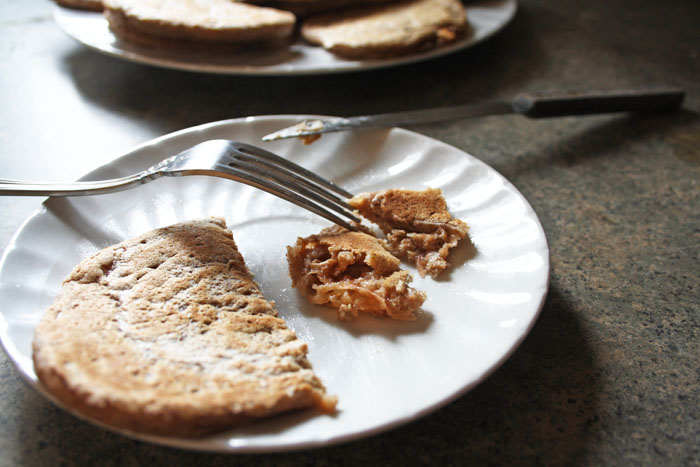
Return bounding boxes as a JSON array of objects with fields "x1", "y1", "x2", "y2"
[{"x1": 1, "y1": 0, "x2": 698, "y2": 465}]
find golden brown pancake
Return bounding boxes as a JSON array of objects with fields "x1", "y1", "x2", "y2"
[
  {"x1": 301, "y1": 0, "x2": 469, "y2": 59},
  {"x1": 103, "y1": 0, "x2": 296, "y2": 49}
]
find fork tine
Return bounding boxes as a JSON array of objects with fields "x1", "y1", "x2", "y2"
[
  {"x1": 221, "y1": 141, "x2": 362, "y2": 226},
  {"x1": 233, "y1": 152, "x2": 356, "y2": 212},
  {"x1": 221, "y1": 156, "x2": 363, "y2": 227},
  {"x1": 208, "y1": 163, "x2": 359, "y2": 231},
  {"x1": 176, "y1": 143, "x2": 361, "y2": 231},
  {"x1": 229, "y1": 141, "x2": 355, "y2": 199}
]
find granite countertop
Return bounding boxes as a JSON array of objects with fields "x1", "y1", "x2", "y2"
[{"x1": 0, "y1": 0, "x2": 698, "y2": 465}]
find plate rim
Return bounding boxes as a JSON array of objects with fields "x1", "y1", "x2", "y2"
[{"x1": 0, "y1": 115, "x2": 549, "y2": 452}]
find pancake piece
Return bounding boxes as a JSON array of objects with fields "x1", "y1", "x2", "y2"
[
  {"x1": 103, "y1": 0, "x2": 296, "y2": 49},
  {"x1": 287, "y1": 226, "x2": 426, "y2": 321},
  {"x1": 33, "y1": 218, "x2": 336, "y2": 437},
  {"x1": 54, "y1": 0, "x2": 103, "y2": 11},
  {"x1": 348, "y1": 188, "x2": 469, "y2": 278},
  {"x1": 301, "y1": 0, "x2": 469, "y2": 59}
]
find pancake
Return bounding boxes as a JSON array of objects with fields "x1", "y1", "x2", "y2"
[
  {"x1": 301, "y1": 0, "x2": 469, "y2": 59},
  {"x1": 32, "y1": 218, "x2": 336, "y2": 437},
  {"x1": 103, "y1": 0, "x2": 296, "y2": 49}
]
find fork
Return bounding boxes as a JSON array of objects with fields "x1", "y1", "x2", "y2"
[{"x1": 0, "y1": 140, "x2": 361, "y2": 231}]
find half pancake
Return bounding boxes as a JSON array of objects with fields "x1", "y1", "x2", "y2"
[{"x1": 33, "y1": 218, "x2": 335, "y2": 437}]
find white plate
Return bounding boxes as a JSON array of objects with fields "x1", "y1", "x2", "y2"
[
  {"x1": 53, "y1": 1, "x2": 517, "y2": 75},
  {"x1": 0, "y1": 116, "x2": 548, "y2": 452}
]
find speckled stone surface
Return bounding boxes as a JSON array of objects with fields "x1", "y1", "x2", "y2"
[{"x1": 0, "y1": 0, "x2": 698, "y2": 465}]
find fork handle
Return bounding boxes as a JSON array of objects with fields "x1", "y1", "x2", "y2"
[
  {"x1": 512, "y1": 87, "x2": 685, "y2": 118},
  {"x1": 0, "y1": 174, "x2": 148, "y2": 196}
]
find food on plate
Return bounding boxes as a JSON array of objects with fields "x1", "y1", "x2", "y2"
[
  {"x1": 56, "y1": 0, "x2": 474, "y2": 61},
  {"x1": 299, "y1": 133, "x2": 322, "y2": 145},
  {"x1": 102, "y1": 0, "x2": 296, "y2": 49},
  {"x1": 32, "y1": 218, "x2": 336, "y2": 437},
  {"x1": 287, "y1": 226, "x2": 426, "y2": 321},
  {"x1": 54, "y1": 0, "x2": 103, "y2": 11},
  {"x1": 242, "y1": 0, "x2": 394, "y2": 17},
  {"x1": 348, "y1": 188, "x2": 469, "y2": 278},
  {"x1": 300, "y1": 0, "x2": 470, "y2": 59}
]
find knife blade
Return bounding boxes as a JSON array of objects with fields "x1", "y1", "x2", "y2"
[{"x1": 261, "y1": 87, "x2": 684, "y2": 142}]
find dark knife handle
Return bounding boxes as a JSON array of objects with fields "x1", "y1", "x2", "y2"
[{"x1": 512, "y1": 87, "x2": 685, "y2": 118}]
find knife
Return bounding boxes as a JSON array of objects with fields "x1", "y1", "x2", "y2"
[{"x1": 261, "y1": 87, "x2": 684, "y2": 142}]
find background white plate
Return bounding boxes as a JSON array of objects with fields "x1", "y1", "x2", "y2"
[
  {"x1": 0, "y1": 116, "x2": 548, "y2": 452},
  {"x1": 53, "y1": 0, "x2": 517, "y2": 75}
]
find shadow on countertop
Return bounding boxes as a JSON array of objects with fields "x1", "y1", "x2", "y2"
[
  {"x1": 347, "y1": 285, "x2": 604, "y2": 465},
  {"x1": 490, "y1": 109, "x2": 700, "y2": 181}
]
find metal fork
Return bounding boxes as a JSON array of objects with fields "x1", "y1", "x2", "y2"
[{"x1": 0, "y1": 140, "x2": 361, "y2": 231}]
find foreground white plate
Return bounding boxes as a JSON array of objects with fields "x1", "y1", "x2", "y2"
[
  {"x1": 0, "y1": 116, "x2": 548, "y2": 452},
  {"x1": 53, "y1": 0, "x2": 517, "y2": 75}
]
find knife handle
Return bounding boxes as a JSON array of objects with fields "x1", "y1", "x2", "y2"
[{"x1": 512, "y1": 87, "x2": 684, "y2": 118}]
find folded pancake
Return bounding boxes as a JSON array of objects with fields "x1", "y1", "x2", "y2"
[
  {"x1": 103, "y1": 0, "x2": 296, "y2": 49},
  {"x1": 348, "y1": 188, "x2": 469, "y2": 278},
  {"x1": 33, "y1": 218, "x2": 335, "y2": 437},
  {"x1": 301, "y1": 0, "x2": 470, "y2": 59},
  {"x1": 287, "y1": 226, "x2": 426, "y2": 321}
]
